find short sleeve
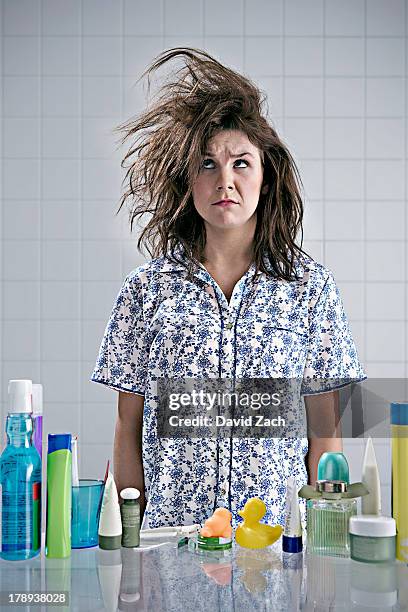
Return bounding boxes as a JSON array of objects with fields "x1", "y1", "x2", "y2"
[
  {"x1": 90, "y1": 274, "x2": 149, "y2": 396},
  {"x1": 301, "y1": 271, "x2": 366, "y2": 395}
]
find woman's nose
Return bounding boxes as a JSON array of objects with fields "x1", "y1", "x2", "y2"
[{"x1": 216, "y1": 167, "x2": 234, "y2": 191}]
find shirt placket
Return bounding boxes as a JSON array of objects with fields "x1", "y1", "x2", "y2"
[{"x1": 197, "y1": 269, "x2": 253, "y2": 511}]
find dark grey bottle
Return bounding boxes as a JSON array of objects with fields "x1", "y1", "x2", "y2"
[{"x1": 120, "y1": 488, "x2": 141, "y2": 548}]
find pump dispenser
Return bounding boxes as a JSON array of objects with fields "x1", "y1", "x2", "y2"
[{"x1": 0, "y1": 379, "x2": 42, "y2": 560}]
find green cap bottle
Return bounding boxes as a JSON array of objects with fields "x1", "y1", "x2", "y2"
[{"x1": 317, "y1": 452, "x2": 350, "y2": 484}]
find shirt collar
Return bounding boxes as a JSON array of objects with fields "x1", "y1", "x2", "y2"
[
  {"x1": 159, "y1": 244, "x2": 258, "y2": 280},
  {"x1": 158, "y1": 243, "x2": 303, "y2": 279}
]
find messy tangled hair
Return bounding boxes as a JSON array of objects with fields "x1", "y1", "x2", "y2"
[{"x1": 116, "y1": 47, "x2": 309, "y2": 281}]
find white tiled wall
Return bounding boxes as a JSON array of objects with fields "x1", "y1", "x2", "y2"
[{"x1": 0, "y1": 0, "x2": 405, "y2": 509}]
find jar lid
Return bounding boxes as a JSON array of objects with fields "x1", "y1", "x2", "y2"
[
  {"x1": 120, "y1": 487, "x2": 140, "y2": 501},
  {"x1": 316, "y1": 480, "x2": 346, "y2": 494},
  {"x1": 391, "y1": 401, "x2": 408, "y2": 425},
  {"x1": 349, "y1": 515, "x2": 396, "y2": 537}
]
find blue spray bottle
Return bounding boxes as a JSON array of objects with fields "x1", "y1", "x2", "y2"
[{"x1": 0, "y1": 380, "x2": 42, "y2": 560}]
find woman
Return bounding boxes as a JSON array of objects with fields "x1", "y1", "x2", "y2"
[{"x1": 91, "y1": 48, "x2": 365, "y2": 529}]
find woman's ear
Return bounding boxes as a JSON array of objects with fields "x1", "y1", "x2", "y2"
[{"x1": 261, "y1": 183, "x2": 269, "y2": 195}]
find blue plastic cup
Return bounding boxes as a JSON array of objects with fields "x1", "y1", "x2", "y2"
[{"x1": 71, "y1": 479, "x2": 104, "y2": 549}]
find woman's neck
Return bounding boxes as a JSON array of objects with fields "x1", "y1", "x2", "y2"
[{"x1": 200, "y1": 222, "x2": 256, "y2": 269}]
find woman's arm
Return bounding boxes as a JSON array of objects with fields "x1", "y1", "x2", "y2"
[
  {"x1": 114, "y1": 391, "x2": 146, "y2": 519},
  {"x1": 304, "y1": 390, "x2": 343, "y2": 485}
]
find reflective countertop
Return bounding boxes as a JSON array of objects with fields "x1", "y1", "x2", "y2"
[{"x1": 0, "y1": 537, "x2": 407, "y2": 612}]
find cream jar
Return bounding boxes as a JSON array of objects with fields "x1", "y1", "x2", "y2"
[{"x1": 349, "y1": 515, "x2": 396, "y2": 563}]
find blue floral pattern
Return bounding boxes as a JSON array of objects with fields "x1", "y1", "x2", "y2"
[{"x1": 91, "y1": 248, "x2": 366, "y2": 530}]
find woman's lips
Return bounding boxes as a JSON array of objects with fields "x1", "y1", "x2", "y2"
[{"x1": 212, "y1": 199, "x2": 238, "y2": 207}]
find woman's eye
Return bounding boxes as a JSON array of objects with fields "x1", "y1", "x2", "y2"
[
  {"x1": 201, "y1": 159, "x2": 215, "y2": 169},
  {"x1": 234, "y1": 158, "x2": 248, "y2": 168},
  {"x1": 201, "y1": 158, "x2": 249, "y2": 169}
]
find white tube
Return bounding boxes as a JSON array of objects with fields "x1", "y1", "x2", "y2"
[
  {"x1": 98, "y1": 472, "x2": 122, "y2": 550},
  {"x1": 71, "y1": 435, "x2": 79, "y2": 487},
  {"x1": 282, "y1": 476, "x2": 303, "y2": 553},
  {"x1": 361, "y1": 437, "x2": 381, "y2": 515}
]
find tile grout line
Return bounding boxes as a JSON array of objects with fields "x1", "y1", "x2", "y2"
[
  {"x1": 363, "y1": 0, "x2": 367, "y2": 371},
  {"x1": 38, "y1": 2, "x2": 46, "y2": 574},
  {"x1": 119, "y1": 0, "x2": 124, "y2": 279},
  {"x1": 282, "y1": 0, "x2": 285, "y2": 135},
  {"x1": 2, "y1": 196, "x2": 407, "y2": 202},
  {"x1": 3, "y1": 33, "x2": 406, "y2": 40},
  {"x1": 202, "y1": 0, "x2": 205, "y2": 50},
  {"x1": 242, "y1": 0, "x2": 245, "y2": 73},
  {"x1": 3, "y1": 113, "x2": 406, "y2": 120},
  {"x1": 3, "y1": 237, "x2": 407, "y2": 244},
  {"x1": 0, "y1": 0, "x2": 3, "y2": 417},
  {"x1": 405, "y1": 0, "x2": 407, "y2": 380},
  {"x1": 39, "y1": 0, "x2": 42, "y2": 392},
  {"x1": 4, "y1": 74, "x2": 408, "y2": 80},
  {"x1": 2, "y1": 154, "x2": 406, "y2": 161},
  {"x1": 79, "y1": 0, "x2": 83, "y2": 445},
  {"x1": 322, "y1": 1, "x2": 326, "y2": 265}
]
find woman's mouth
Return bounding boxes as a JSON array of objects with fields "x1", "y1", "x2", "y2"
[{"x1": 212, "y1": 199, "x2": 238, "y2": 207}]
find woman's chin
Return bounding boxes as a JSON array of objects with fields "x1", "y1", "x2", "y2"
[
  {"x1": 204, "y1": 215, "x2": 254, "y2": 231},
  {"x1": 208, "y1": 221, "x2": 249, "y2": 231}
]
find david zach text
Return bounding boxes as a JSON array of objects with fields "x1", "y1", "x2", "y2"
[{"x1": 168, "y1": 415, "x2": 286, "y2": 427}]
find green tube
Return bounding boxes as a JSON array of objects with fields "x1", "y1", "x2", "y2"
[{"x1": 46, "y1": 434, "x2": 72, "y2": 558}]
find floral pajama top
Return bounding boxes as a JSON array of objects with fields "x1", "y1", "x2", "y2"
[{"x1": 91, "y1": 247, "x2": 365, "y2": 529}]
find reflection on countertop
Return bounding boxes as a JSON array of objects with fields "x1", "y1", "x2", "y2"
[{"x1": 0, "y1": 539, "x2": 407, "y2": 612}]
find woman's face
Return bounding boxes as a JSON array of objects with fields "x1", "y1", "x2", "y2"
[{"x1": 192, "y1": 129, "x2": 267, "y2": 231}]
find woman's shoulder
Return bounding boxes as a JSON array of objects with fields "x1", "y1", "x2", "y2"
[
  {"x1": 123, "y1": 254, "x2": 185, "y2": 287},
  {"x1": 295, "y1": 253, "x2": 335, "y2": 286},
  {"x1": 291, "y1": 254, "x2": 339, "y2": 306}
]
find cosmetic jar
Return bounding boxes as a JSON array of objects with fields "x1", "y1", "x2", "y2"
[{"x1": 349, "y1": 515, "x2": 396, "y2": 563}]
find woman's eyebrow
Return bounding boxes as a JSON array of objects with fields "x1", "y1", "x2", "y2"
[{"x1": 203, "y1": 151, "x2": 254, "y2": 158}]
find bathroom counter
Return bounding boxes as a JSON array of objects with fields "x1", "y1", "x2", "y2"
[{"x1": 0, "y1": 539, "x2": 407, "y2": 611}]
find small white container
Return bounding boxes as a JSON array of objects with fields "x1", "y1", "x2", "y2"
[{"x1": 349, "y1": 515, "x2": 396, "y2": 564}]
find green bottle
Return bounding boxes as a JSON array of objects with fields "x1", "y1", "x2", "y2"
[
  {"x1": 46, "y1": 434, "x2": 72, "y2": 558},
  {"x1": 120, "y1": 488, "x2": 141, "y2": 548},
  {"x1": 301, "y1": 452, "x2": 368, "y2": 558}
]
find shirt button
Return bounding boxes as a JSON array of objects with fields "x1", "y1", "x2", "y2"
[
  {"x1": 225, "y1": 323, "x2": 233, "y2": 330},
  {"x1": 220, "y1": 488, "x2": 227, "y2": 496}
]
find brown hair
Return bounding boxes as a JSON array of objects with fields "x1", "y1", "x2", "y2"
[{"x1": 115, "y1": 47, "x2": 309, "y2": 281}]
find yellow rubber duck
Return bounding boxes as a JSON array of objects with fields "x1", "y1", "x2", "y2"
[{"x1": 235, "y1": 497, "x2": 283, "y2": 549}]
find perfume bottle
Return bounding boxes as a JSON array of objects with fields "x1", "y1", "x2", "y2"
[{"x1": 306, "y1": 480, "x2": 357, "y2": 558}]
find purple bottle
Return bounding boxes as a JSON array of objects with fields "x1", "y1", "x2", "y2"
[{"x1": 32, "y1": 384, "x2": 43, "y2": 459}]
